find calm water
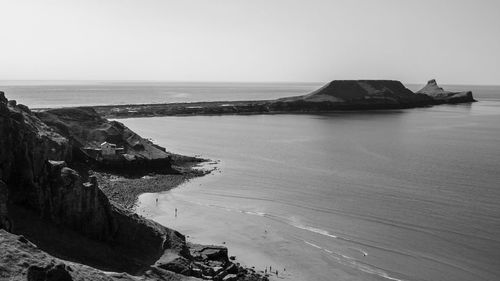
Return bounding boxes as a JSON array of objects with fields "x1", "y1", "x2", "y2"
[
  {"x1": 2, "y1": 81, "x2": 500, "y2": 281},
  {"x1": 0, "y1": 81, "x2": 323, "y2": 108}
]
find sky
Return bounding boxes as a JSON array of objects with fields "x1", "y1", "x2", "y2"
[{"x1": 0, "y1": 0, "x2": 499, "y2": 84}]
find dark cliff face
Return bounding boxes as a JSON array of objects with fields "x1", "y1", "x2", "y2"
[
  {"x1": 0, "y1": 92, "x2": 71, "y2": 209},
  {"x1": 309, "y1": 80, "x2": 418, "y2": 100},
  {"x1": 276, "y1": 80, "x2": 434, "y2": 109},
  {"x1": 0, "y1": 91, "x2": 186, "y2": 274},
  {"x1": 306, "y1": 80, "x2": 434, "y2": 104}
]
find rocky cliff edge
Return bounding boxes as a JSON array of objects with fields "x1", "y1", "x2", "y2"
[{"x1": 0, "y1": 92, "x2": 266, "y2": 281}]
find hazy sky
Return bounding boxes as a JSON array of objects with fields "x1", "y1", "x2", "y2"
[{"x1": 1, "y1": 0, "x2": 499, "y2": 84}]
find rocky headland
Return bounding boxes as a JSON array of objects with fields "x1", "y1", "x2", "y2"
[
  {"x1": 416, "y1": 79, "x2": 475, "y2": 104},
  {"x1": 86, "y1": 79, "x2": 476, "y2": 119},
  {"x1": 0, "y1": 91, "x2": 267, "y2": 281}
]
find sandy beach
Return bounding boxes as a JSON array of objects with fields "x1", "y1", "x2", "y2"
[{"x1": 135, "y1": 168, "x2": 397, "y2": 281}]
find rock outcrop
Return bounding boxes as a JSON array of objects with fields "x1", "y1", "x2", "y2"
[
  {"x1": 276, "y1": 80, "x2": 434, "y2": 109},
  {"x1": 0, "y1": 91, "x2": 267, "y2": 281},
  {"x1": 36, "y1": 107, "x2": 173, "y2": 173},
  {"x1": 0, "y1": 91, "x2": 186, "y2": 273},
  {"x1": 416, "y1": 79, "x2": 476, "y2": 103},
  {"x1": 0, "y1": 229, "x2": 191, "y2": 281}
]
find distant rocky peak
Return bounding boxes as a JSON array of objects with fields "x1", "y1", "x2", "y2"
[{"x1": 417, "y1": 79, "x2": 446, "y2": 94}]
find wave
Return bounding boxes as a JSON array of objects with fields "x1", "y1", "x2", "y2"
[
  {"x1": 290, "y1": 221, "x2": 338, "y2": 239},
  {"x1": 302, "y1": 240, "x2": 406, "y2": 281},
  {"x1": 240, "y1": 210, "x2": 266, "y2": 216}
]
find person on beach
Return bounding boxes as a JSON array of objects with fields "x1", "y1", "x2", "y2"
[
  {"x1": 175, "y1": 208, "x2": 178, "y2": 217},
  {"x1": 156, "y1": 198, "x2": 158, "y2": 205}
]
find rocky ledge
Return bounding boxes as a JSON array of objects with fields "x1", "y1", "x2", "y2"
[
  {"x1": 0, "y1": 91, "x2": 266, "y2": 281},
  {"x1": 86, "y1": 79, "x2": 475, "y2": 119}
]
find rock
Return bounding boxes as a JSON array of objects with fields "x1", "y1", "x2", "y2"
[
  {"x1": 18, "y1": 103, "x2": 31, "y2": 113},
  {"x1": 60, "y1": 167, "x2": 80, "y2": 187},
  {"x1": 0, "y1": 91, "x2": 189, "y2": 275},
  {"x1": 417, "y1": 79, "x2": 475, "y2": 103},
  {"x1": 212, "y1": 266, "x2": 224, "y2": 275},
  {"x1": 7, "y1": 99, "x2": 16, "y2": 107},
  {"x1": 0, "y1": 91, "x2": 7, "y2": 104},
  {"x1": 229, "y1": 255, "x2": 236, "y2": 261},
  {"x1": 18, "y1": 235, "x2": 29, "y2": 243},
  {"x1": 155, "y1": 254, "x2": 192, "y2": 275},
  {"x1": 222, "y1": 274, "x2": 238, "y2": 281},
  {"x1": 193, "y1": 261, "x2": 215, "y2": 276},
  {"x1": 189, "y1": 244, "x2": 230, "y2": 263},
  {"x1": 225, "y1": 263, "x2": 238, "y2": 274},
  {"x1": 1, "y1": 230, "x2": 142, "y2": 280},
  {"x1": 48, "y1": 160, "x2": 67, "y2": 175},
  {"x1": 36, "y1": 107, "x2": 173, "y2": 175}
]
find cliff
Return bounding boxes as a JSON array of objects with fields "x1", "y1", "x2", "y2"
[
  {"x1": 281, "y1": 80, "x2": 431, "y2": 104},
  {"x1": 274, "y1": 80, "x2": 434, "y2": 110},
  {"x1": 0, "y1": 91, "x2": 186, "y2": 272},
  {"x1": 36, "y1": 107, "x2": 173, "y2": 173},
  {"x1": 0, "y1": 92, "x2": 267, "y2": 281},
  {"x1": 416, "y1": 79, "x2": 476, "y2": 103}
]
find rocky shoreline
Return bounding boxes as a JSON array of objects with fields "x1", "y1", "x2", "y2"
[
  {"x1": 0, "y1": 91, "x2": 268, "y2": 281},
  {"x1": 95, "y1": 157, "x2": 213, "y2": 211}
]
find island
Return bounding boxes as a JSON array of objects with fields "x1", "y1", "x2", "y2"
[{"x1": 86, "y1": 80, "x2": 476, "y2": 119}]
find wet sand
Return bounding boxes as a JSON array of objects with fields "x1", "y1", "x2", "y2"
[{"x1": 135, "y1": 172, "x2": 394, "y2": 281}]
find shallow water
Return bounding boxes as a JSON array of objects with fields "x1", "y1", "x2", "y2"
[
  {"x1": 127, "y1": 97, "x2": 500, "y2": 281},
  {"x1": 3, "y1": 81, "x2": 500, "y2": 280}
]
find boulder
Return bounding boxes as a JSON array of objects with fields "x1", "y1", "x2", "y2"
[
  {"x1": 189, "y1": 244, "x2": 229, "y2": 263},
  {"x1": 154, "y1": 252, "x2": 192, "y2": 275}
]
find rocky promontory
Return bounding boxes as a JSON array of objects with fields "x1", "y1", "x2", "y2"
[
  {"x1": 416, "y1": 79, "x2": 476, "y2": 104},
  {"x1": 0, "y1": 91, "x2": 267, "y2": 281},
  {"x1": 87, "y1": 79, "x2": 476, "y2": 119}
]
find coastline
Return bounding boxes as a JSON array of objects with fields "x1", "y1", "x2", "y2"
[
  {"x1": 88, "y1": 98, "x2": 473, "y2": 119},
  {"x1": 95, "y1": 154, "x2": 214, "y2": 210},
  {"x1": 0, "y1": 90, "x2": 269, "y2": 281}
]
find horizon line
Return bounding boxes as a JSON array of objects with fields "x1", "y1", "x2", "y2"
[{"x1": 0, "y1": 79, "x2": 499, "y2": 87}]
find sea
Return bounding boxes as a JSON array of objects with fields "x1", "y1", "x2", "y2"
[{"x1": 2, "y1": 81, "x2": 500, "y2": 281}]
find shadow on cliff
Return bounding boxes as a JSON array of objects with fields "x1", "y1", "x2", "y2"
[{"x1": 0, "y1": 93, "x2": 189, "y2": 276}]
